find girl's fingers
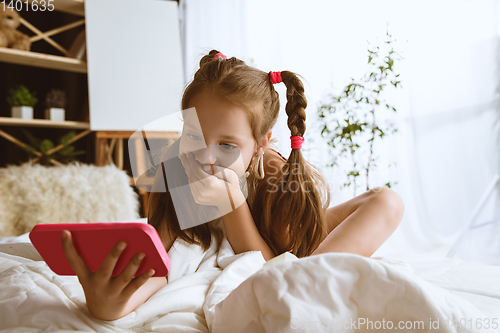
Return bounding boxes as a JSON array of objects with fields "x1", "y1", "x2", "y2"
[
  {"x1": 113, "y1": 252, "x2": 146, "y2": 288},
  {"x1": 203, "y1": 164, "x2": 238, "y2": 185},
  {"x1": 182, "y1": 153, "x2": 236, "y2": 188},
  {"x1": 179, "y1": 153, "x2": 199, "y2": 182},
  {"x1": 183, "y1": 153, "x2": 222, "y2": 184},
  {"x1": 61, "y1": 230, "x2": 91, "y2": 281},
  {"x1": 208, "y1": 165, "x2": 234, "y2": 181},
  {"x1": 121, "y1": 269, "x2": 155, "y2": 299},
  {"x1": 95, "y1": 241, "x2": 127, "y2": 279},
  {"x1": 182, "y1": 153, "x2": 206, "y2": 184}
]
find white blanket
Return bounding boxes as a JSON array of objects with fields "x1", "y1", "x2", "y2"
[{"x1": 0, "y1": 232, "x2": 498, "y2": 333}]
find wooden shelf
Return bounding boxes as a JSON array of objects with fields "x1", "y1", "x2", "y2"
[
  {"x1": 0, "y1": 117, "x2": 90, "y2": 129},
  {"x1": 26, "y1": 0, "x2": 85, "y2": 16},
  {"x1": 96, "y1": 131, "x2": 179, "y2": 139},
  {"x1": 0, "y1": 48, "x2": 87, "y2": 73}
]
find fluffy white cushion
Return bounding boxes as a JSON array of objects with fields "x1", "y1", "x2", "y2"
[{"x1": 0, "y1": 163, "x2": 140, "y2": 237}]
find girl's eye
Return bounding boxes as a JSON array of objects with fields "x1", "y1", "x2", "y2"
[
  {"x1": 220, "y1": 143, "x2": 235, "y2": 150},
  {"x1": 187, "y1": 133, "x2": 202, "y2": 141}
]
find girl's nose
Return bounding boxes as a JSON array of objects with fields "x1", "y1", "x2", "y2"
[{"x1": 193, "y1": 146, "x2": 216, "y2": 165}]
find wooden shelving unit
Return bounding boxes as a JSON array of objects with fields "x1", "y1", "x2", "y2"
[
  {"x1": 0, "y1": 117, "x2": 89, "y2": 129},
  {"x1": 0, "y1": 0, "x2": 91, "y2": 167},
  {"x1": 0, "y1": 48, "x2": 87, "y2": 73}
]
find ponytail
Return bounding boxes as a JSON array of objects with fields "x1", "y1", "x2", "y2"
[{"x1": 250, "y1": 71, "x2": 330, "y2": 258}]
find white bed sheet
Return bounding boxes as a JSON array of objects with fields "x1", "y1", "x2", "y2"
[
  {"x1": 381, "y1": 253, "x2": 500, "y2": 319},
  {"x1": 0, "y1": 231, "x2": 499, "y2": 333}
]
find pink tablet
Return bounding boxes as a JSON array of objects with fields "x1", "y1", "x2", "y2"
[{"x1": 29, "y1": 222, "x2": 170, "y2": 277}]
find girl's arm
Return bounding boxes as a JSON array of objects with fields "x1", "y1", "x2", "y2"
[
  {"x1": 117, "y1": 276, "x2": 168, "y2": 317},
  {"x1": 312, "y1": 186, "x2": 404, "y2": 257},
  {"x1": 220, "y1": 149, "x2": 290, "y2": 261},
  {"x1": 219, "y1": 150, "x2": 286, "y2": 261},
  {"x1": 221, "y1": 200, "x2": 276, "y2": 261}
]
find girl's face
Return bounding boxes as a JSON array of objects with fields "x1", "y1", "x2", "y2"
[{"x1": 179, "y1": 89, "x2": 261, "y2": 177}]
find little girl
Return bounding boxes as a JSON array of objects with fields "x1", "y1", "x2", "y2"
[{"x1": 61, "y1": 50, "x2": 404, "y2": 321}]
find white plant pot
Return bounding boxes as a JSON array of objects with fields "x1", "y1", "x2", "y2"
[
  {"x1": 11, "y1": 106, "x2": 34, "y2": 119},
  {"x1": 44, "y1": 108, "x2": 65, "y2": 121}
]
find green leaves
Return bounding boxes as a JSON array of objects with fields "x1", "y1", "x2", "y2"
[
  {"x1": 40, "y1": 139, "x2": 54, "y2": 153},
  {"x1": 6, "y1": 85, "x2": 38, "y2": 107},
  {"x1": 60, "y1": 131, "x2": 76, "y2": 145},
  {"x1": 18, "y1": 130, "x2": 86, "y2": 165},
  {"x1": 22, "y1": 129, "x2": 42, "y2": 148},
  {"x1": 386, "y1": 58, "x2": 394, "y2": 71}
]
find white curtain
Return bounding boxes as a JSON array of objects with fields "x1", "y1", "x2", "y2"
[
  {"x1": 179, "y1": 0, "x2": 500, "y2": 262},
  {"x1": 178, "y1": 0, "x2": 248, "y2": 84}
]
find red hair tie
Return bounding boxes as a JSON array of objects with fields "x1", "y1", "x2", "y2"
[
  {"x1": 269, "y1": 71, "x2": 282, "y2": 84},
  {"x1": 290, "y1": 136, "x2": 304, "y2": 149},
  {"x1": 214, "y1": 52, "x2": 227, "y2": 60}
]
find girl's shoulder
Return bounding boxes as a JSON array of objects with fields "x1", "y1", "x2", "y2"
[
  {"x1": 268, "y1": 145, "x2": 287, "y2": 162},
  {"x1": 262, "y1": 146, "x2": 286, "y2": 180}
]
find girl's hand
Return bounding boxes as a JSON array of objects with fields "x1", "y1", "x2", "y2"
[
  {"x1": 179, "y1": 152, "x2": 246, "y2": 216},
  {"x1": 61, "y1": 230, "x2": 156, "y2": 321}
]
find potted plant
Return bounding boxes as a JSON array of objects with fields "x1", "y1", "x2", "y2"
[
  {"x1": 21, "y1": 129, "x2": 86, "y2": 165},
  {"x1": 317, "y1": 31, "x2": 404, "y2": 196},
  {"x1": 6, "y1": 84, "x2": 38, "y2": 119},
  {"x1": 44, "y1": 88, "x2": 66, "y2": 121}
]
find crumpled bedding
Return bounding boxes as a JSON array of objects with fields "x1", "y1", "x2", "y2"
[{"x1": 0, "y1": 229, "x2": 498, "y2": 333}]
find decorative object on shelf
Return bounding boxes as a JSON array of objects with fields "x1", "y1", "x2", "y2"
[
  {"x1": 44, "y1": 88, "x2": 67, "y2": 121},
  {"x1": 67, "y1": 29, "x2": 86, "y2": 60},
  {"x1": 7, "y1": 84, "x2": 38, "y2": 119},
  {"x1": 317, "y1": 31, "x2": 404, "y2": 197},
  {"x1": 20, "y1": 129, "x2": 86, "y2": 166},
  {"x1": 0, "y1": 6, "x2": 31, "y2": 51}
]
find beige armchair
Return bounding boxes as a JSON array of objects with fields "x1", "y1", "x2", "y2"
[{"x1": 0, "y1": 162, "x2": 140, "y2": 237}]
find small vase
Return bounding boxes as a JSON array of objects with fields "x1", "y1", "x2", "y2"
[
  {"x1": 11, "y1": 106, "x2": 34, "y2": 119},
  {"x1": 44, "y1": 108, "x2": 65, "y2": 121}
]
